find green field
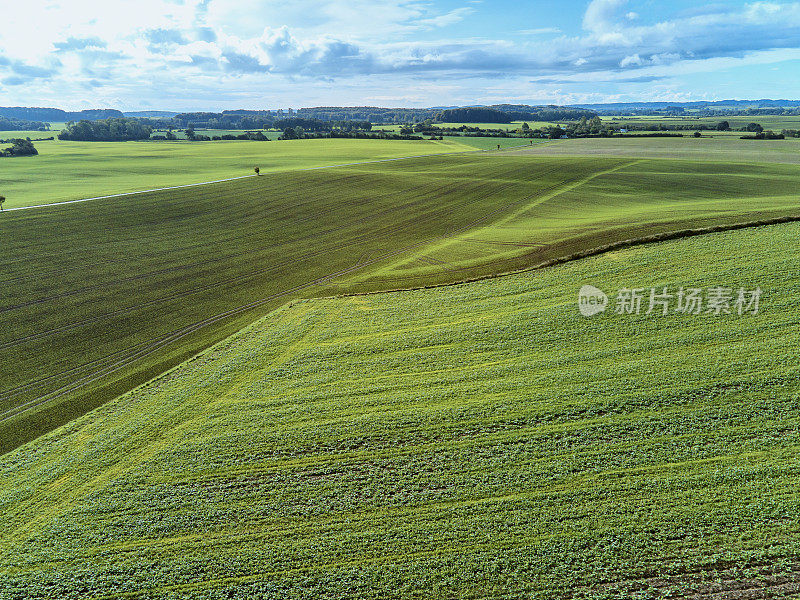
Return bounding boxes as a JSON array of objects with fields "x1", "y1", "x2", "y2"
[
  {"x1": 439, "y1": 137, "x2": 541, "y2": 150},
  {"x1": 0, "y1": 131, "x2": 57, "y2": 140},
  {"x1": 520, "y1": 135, "x2": 800, "y2": 163},
  {"x1": 3, "y1": 148, "x2": 800, "y2": 453},
  {"x1": 1, "y1": 221, "x2": 798, "y2": 598},
  {"x1": 0, "y1": 137, "x2": 478, "y2": 209},
  {"x1": 601, "y1": 114, "x2": 800, "y2": 131}
]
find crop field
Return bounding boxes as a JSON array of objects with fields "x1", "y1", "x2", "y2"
[
  {"x1": 0, "y1": 131, "x2": 56, "y2": 140},
  {"x1": 600, "y1": 114, "x2": 800, "y2": 131},
  {"x1": 440, "y1": 137, "x2": 542, "y2": 150},
  {"x1": 520, "y1": 135, "x2": 800, "y2": 164},
  {"x1": 3, "y1": 150, "x2": 800, "y2": 453},
  {"x1": 1, "y1": 222, "x2": 798, "y2": 598},
  {"x1": 0, "y1": 137, "x2": 474, "y2": 209}
]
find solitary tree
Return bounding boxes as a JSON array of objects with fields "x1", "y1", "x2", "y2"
[
  {"x1": 0, "y1": 195, "x2": 5, "y2": 211},
  {"x1": 254, "y1": 166, "x2": 260, "y2": 176}
]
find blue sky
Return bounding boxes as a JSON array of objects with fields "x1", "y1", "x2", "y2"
[{"x1": 2, "y1": 0, "x2": 800, "y2": 110}]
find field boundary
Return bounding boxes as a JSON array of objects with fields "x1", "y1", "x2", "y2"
[
  {"x1": 3, "y1": 142, "x2": 534, "y2": 212},
  {"x1": 329, "y1": 214, "x2": 800, "y2": 299}
]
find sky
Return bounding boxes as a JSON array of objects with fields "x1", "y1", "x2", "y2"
[{"x1": 2, "y1": 0, "x2": 800, "y2": 110}]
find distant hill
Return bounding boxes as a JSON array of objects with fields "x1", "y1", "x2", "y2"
[
  {"x1": 296, "y1": 104, "x2": 598, "y2": 123},
  {"x1": 571, "y1": 99, "x2": 800, "y2": 109},
  {"x1": 568, "y1": 99, "x2": 800, "y2": 115},
  {"x1": 123, "y1": 111, "x2": 179, "y2": 118},
  {"x1": 0, "y1": 107, "x2": 123, "y2": 122},
  {"x1": 0, "y1": 116, "x2": 49, "y2": 131},
  {"x1": 7, "y1": 100, "x2": 800, "y2": 125}
]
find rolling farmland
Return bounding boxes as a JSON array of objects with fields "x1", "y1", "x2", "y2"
[
  {"x1": 3, "y1": 149, "x2": 800, "y2": 453},
  {"x1": 0, "y1": 137, "x2": 472, "y2": 209},
  {"x1": 5, "y1": 0, "x2": 800, "y2": 595},
  {"x1": 599, "y1": 114, "x2": 800, "y2": 131},
  {"x1": 519, "y1": 135, "x2": 800, "y2": 164},
  {"x1": 1, "y1": 222, "x2": 798, "y2": 598}
]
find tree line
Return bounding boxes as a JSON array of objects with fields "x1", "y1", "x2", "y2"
[
  {"x1": 0, "y1": 106, "x2": 123, "y2": 122},
  {"x1": 171, "y1": 112, "x2": 274, "y2": 130},
  {"x1": 57, "y1": 118, "x2": 153, "y2": 141},
  {"x1": 607, "y1": 121, "x2": 785, "y2": 134},
  {"x1": 280, "y1": 128, "x2": 421, "y2": 141},
  {"x1": 154, "y1": 104, "x2": 600, "y2": 129},
  {"x1": 0, "y1": 116, "x2": 49, "y2": 131},
  {"x1": 436, "y1": 106, "x2": 597, "y2": 124},
  {"x1": 410, "y1": 116, "x2": 608, "y2": 139},
  {"x1": 273, "y1": 118, "x2": 372, "y2": 132}
]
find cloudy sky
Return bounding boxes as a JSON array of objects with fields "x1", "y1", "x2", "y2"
[{"x1": 2, "y1": 0, "x2": 800, "y2": 110}]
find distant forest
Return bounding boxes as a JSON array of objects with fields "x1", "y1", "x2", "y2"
[
  {"x1": 6, "y1": 100, "x2": 800, "y2": 142},
  {"x1": 58, "y1": 118, "x2": 153, "y2": 142},
  {"x1": 6, "y1": 101, "x2": 800, "y2": 130},
  {"x1": 167, "y1": 105, "x2": 598, "y2": 128},
  {"x1": 437, "y1": 106, "x2": 597, "y2": 123},
  {"x1": 0, "y1": 116, "x2": 49, "y2": 131},
  {"x1": 0, "y1": 107, "x2": 123, "y2": 122}
]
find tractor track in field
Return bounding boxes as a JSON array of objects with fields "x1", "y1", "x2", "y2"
[
  {"x1": 0, "y1": 163, "x2": 521, "y2": 353},
  {"x1": 0, "y1": 180, "x2": 440, "y2": 314},
  {"x1": 0, "y1": 162, "x2": 589, "y2": 424},
  {"x1": 0, "y1": 226, "x2": 415, "y2": 404},
  {"x1": 0, "y1": 238, "x2": 442, "y2": 423},
  {"x1": 577, "y1": 559, "x2": 800, "y2": 599},
  {"x1": 463, "y1": 238, "x2": 548, "y2": 247},
  {"x1": 0, "y1": 148, "x2": 537, "y2": 292},
  {"x1": 0, "y1": 197, "x2": 446, "y2": 402},
  {"x1": 0, "y1": 157, "x2": 530, "y2": 308},
  {"x1": 1, "y1": 156, "x2": 557, "y2": 334},
  {"x1": 0, "y1": 171, "x2": 377, "y2": 289},
  {"x1": 343, "y1": 161, "x2": 641, "y2": 287}
]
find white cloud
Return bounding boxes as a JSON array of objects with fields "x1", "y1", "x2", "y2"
[
  {"x1": 582, "y1": 0, "x2": 629, "y2": 33},
  {"x1": 2, "y1": 0, "x2": 800, "y2": 108},
  {"x1": 416, "y1": 7, "x2": 475, "y2": 28},
  {"x1": 620, "y1": 53, "x2": 642, "y2": 67},
  {"x1": 519, "y1": 27, "x2": 562, "y2": 35}
]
